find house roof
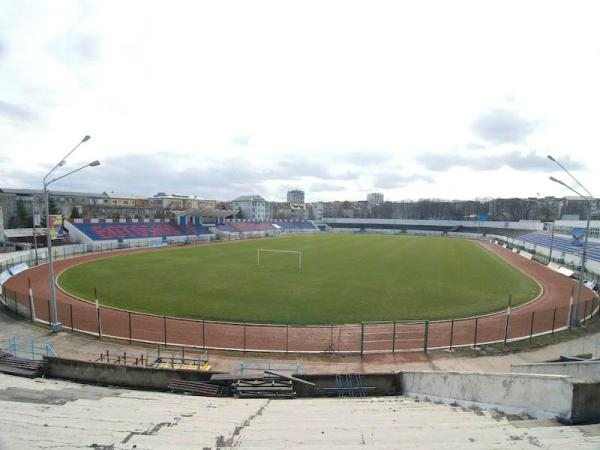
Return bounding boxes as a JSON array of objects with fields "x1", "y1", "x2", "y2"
[
  {"x1": 0, "y1": 188, "x2": 107, "y2": 197},
  {"x1": 232, "y1": 195, "x2": 267, "y2": 202},
  {"x1": 104, "y1": 192, "x2": 149, "y2": 200}
]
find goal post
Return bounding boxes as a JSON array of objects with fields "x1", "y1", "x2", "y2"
[{"x1": 257, "y1": 248, "x2": 302, "y2": 269}]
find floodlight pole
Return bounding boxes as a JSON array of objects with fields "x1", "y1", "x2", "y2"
[
  {"x1": 43, "y1": 135, "x2": 97, "y2": 332},
  {"x1": 537, "y1": 194, "x2": 559, "y2": 265},
  {"x1": 548, "y1": 155, "x2": 594, "y2": 326}
]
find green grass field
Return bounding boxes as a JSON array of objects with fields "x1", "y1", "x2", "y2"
[{"x1": 57, "y1": 234, "x2": 540, "y2": 324}]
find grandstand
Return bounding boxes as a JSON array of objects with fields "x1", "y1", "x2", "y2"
[
  {"x1": 517, "y1": 231, "x2": 600, "y2": 263},
  {"x1": 64, "y1": 220, "x2": 214, "y2": 247},
  {"x1": 215, "y1": 220, "x2": 318, "y2": 235},
  {"x1": 324, "y1": 218, "x2": 539, "y2": 238},
  {"x1": 74, "y1": 222, "x2": 212, "y2": 241},
  {"x1": 64, "y1": 218, "x2": 318, "y2": 246}
]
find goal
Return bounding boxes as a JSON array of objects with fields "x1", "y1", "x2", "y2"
[{"x1": 257, "y1": 248, "x2": 302, "y2": 269}]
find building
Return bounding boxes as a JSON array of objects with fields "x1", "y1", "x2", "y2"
[
  {"x1": 231, "y1": 195, "x2": 271, "y2": 220},
  {"x1": 0, "y1": 188, "x2": 109, "y2": 227},
  {"x1": 367, "y1": 192, "x2": 384, "y2": 206},
  {"x1": 105, "y1": 193, "x2": 150, "y2": 208},
  {"x1": 307, "y1": 202, "x2": 324, "y2": 221},
  {"x1": 287, "y1": 189, "x2": 305, "y2": 204},
  {"x1": 271, "y1": 202, "x2": 306, "y2": 220}
]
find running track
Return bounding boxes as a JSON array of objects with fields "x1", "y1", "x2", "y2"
[{"x1": 2, "y1": 241, "x2": 597, "y2": 354}]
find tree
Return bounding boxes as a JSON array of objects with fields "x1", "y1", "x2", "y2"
[
  {"x1": 15, "y1": 199, "x2": 32, "y2": 228},
  {"x1": 48, "y1": 198, "x2": 60, "y2": 214}
]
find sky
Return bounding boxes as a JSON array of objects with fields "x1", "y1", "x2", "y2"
[{"x1": 1, "y1": 0, "x2": 599, "y2": 202}]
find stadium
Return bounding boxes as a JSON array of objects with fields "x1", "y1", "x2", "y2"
[
  {"x1": 2, "y1": 207, "x2": 600, "y2": 447},
  {"x1": 3, "y1": 2, "x2": 600, "y2": 447}
]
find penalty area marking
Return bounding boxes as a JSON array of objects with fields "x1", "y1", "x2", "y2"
[{"x1": 257, "y1": 248, "x2": 302, "y2": 269}]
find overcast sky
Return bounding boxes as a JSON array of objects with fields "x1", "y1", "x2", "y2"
[{"x1": 1, "y1": 0, "x2": 599, "y2": 202}]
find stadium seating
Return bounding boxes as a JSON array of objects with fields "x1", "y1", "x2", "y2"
[
  {"x1": 216, "y1": 223, "x2": 239, "y2": 233},
  {"x1": 72, "y1": 222, "x2": 212, "y2": 241},
  {"x1": 517, "y1": 231, "x2": 600, "y2": 262},
  {"x1": 219, "y1": 221, "x2": 317, "y2": 233}
]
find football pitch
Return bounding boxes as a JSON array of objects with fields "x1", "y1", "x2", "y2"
[{"x1": 57, "y1": 234, "x2": 541, "y2": 324}]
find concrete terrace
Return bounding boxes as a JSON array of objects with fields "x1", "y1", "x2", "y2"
[{"x1": 1, "y1": 373, "x2": 600, "y2": 449}]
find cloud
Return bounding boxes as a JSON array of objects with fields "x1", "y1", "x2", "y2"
[
  {"x1": 345, "y1": 150, "x2": 393, "y2": 166},
  {"x1": 0, "y1": 38, "x2": 6, "y2": 60},
  {"x1": 309, "y1": 182, "x2": 347, "y2": 192},
  {"x1": 232, "y1": 135, "x2": 251, "y2": 146},
  {"x1": 0, "y1": 101, "x2": 40, "y2": 123},
  {"x1": 0, "y1": 152, "x2": 369, "y2": 200},
  {"x1": 49, "y1": 30, "x2": 101, "y2": 66},
  {"x1": 372, "y1": 172, "x2": 433, "y2": 189},
  {"x1": 416, "y1": 151, "x2": 583, "y2": 173},
  {"x1": 268, "y1": 157, "x2": 358, "y2": 181},
  {"x1": 472, "y1": 108, "x2": 538, "y2": 144}
]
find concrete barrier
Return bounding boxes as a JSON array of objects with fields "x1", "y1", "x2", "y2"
[
  {"x1": 45, "y1": 356, "x2": 221, "y2": 390},
  {"x1": 293, "y1": 372, "x2": 399, "y2": 397},
  {"x1": 399, "y1": 370, "x2": 600, "y2": 424},
  {"x1": 43, "y1": 357, "x2": 600, "y2": 424},
  {"x1": 512, "y1": 361, "x2": 600, "y2": 381}
]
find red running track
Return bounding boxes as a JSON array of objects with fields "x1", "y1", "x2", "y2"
[{"x1": 1, "y1": 241, "x2": 597, "y2": 354}]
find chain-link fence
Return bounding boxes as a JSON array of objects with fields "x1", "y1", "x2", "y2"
[{"x1": 1, "y1": 241, "x2": 598, "y2": 355}]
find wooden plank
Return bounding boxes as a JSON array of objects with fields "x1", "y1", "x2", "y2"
[{"x1": 263, "y1": 370, "x2": 315, "y2": 386}]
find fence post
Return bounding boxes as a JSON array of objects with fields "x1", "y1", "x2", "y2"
[
  {"x1": 449, "y1": 319, "x2": 454, "y2": 350},
  {"x1": 163, "y1": 316, "x2": 167, "y2": 346},
  {"x1": 70, "y1": 304, "x2": 74, "y2": 332},
  {"x1": 529, "y1": 311, "x2": 535, "y2": 341},
  {"x1": 551, "y1": 307, "x2": 557, "y2": 335},
  {"x1": 202, "y1": 319, "x2": 205, "y2": 349},
  {"x1": 97, "y1": 308, "x2": 102, "y2": 339},
  {"x1": 13, "y1": 291, "x2": 18, "y2": 317},
  {"x1": 568, "y1": 297, "x2": 574, "y2": 331},
  {"x1": 503, "y1": 295, "x2": 512, "y2": 346},
  {"x1": 360, "y1": 322, "x2": 364, "y2": 357},
  {"x1": 243, "y1": 322, "x2": 246, "y2": 352},
  {"x1": 128, "y1": 311, "x2": 132, "y2": 344},
  {"x1": 392, "y1": 321, "x2": 396, "y2": 353},
  {"x1": 329, "y1": 323, "x2": 333, "y2": 353},
  {"x1": 473, "y1": 317, "x2": 478, "y2": 348},
  {"x1": 568, "y1": 289, "x2": 574, "y2": 329},
  {"x1": 28, "y1": 278, "x2": 35, "y2": 321},
  {"x1": 285, "y1": 323, "x2": 289, "y2": 354},
  {"x1": 423, "y1": 321, "x2": 429, "y2": 353},
  {"x1": 47, "y1": 300, "x2": 51, "y2": 324}
]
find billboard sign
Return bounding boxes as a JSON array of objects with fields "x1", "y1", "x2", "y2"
[
  {"x1": 572, "y1": 227, "x2": 586, "y2": 246},
  {"x1": 49, "y1": 214, "x2": 64, "y2": 239}
]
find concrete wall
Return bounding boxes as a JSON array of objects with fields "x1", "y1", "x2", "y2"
[
  {"x1": 512, "y1": 361, "x2": 600, "y2": 381},
  {"x1": 572, "y1": 381, "x2": 600, "y2": 423},
  {"x1": 45, "y1": 356, "x2": 220, "y2": 390},
  {"x1": 399, "y1": 370, "x2": 575, "y2": 421},
  {"x1": 293, "y1": 372, "x2": 399, "y2": 397}
]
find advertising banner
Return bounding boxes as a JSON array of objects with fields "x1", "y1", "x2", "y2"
[
  {"x1": 572, "y1": 227, "x2": 586, "y2": 246},
  {"x1": 49, "y1": 214, "x2": 64, "y2": 239}
]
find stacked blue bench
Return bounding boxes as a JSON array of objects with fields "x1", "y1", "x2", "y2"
[
  {"x1": 517, "y1": 231, "x2": 600, "y2": 263},
  {"x1": 73, "y1": 222, "x2": 212, "y2": 241}
]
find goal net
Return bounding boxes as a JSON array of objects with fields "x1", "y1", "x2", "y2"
[{"x1": 257, "y1": 248, "x2": 302, "y2": 269}]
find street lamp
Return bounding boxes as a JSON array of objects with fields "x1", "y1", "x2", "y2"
[
  {"x1": 548, "y1": 155, "x2": 593, "y2": 326},
  {"x1": 537, "y1": 193, "x2": 559, "y2": 265},
  {"x1": 44, "y1": 135, "x2": 99, "y2": 331}
]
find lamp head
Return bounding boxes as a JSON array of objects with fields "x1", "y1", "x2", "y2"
[
  {"x1": 82, "y1": 135, "x2": 91, "y2": 143},
  {"x1": 89, "y1": 160, "x2": 100, "y2": 167},
  {"x1": 58, "y1": 160, "x2": 66, "y2": 167},
  {"x1": 547, "y1": 155, "x2": 555, "y2": 162}
]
